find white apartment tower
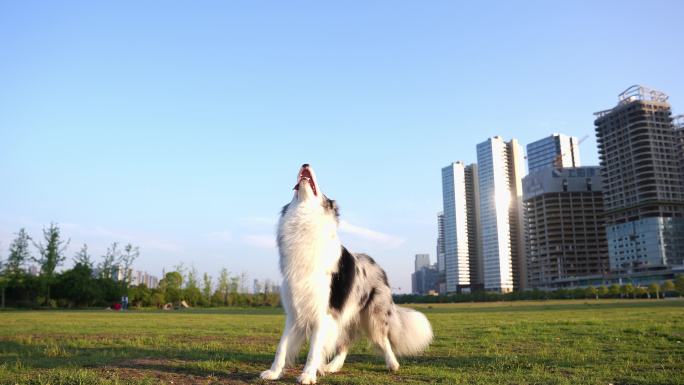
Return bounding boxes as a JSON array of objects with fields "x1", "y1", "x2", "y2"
[
  {"x1": 441, "y1": 162, "x2": 481, "y2": 292},
  {"x1": 476, "y1": 137, "x2": 526, "y2": 292}
]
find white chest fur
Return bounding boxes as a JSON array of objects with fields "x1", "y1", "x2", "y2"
[{"x1": 278, "y1": 201, "x2": 341, "y2": 326}]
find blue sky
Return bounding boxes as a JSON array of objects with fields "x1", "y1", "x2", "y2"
[{"x1": 1, "y1": 1, "x2": 683, "y2": 292}]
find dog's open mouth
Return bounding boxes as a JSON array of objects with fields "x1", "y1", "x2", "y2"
[{"x1": 294, "y1": 166, "x2": 318, "y2": 196}]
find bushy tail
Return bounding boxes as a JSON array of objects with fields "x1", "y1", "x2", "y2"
[{"x1": 388, "y1": 306, "x2": 433, "y2": 356}]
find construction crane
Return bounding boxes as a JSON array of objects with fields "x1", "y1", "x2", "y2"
[
  {"x1": 553, "y1": 134, "x2": 589, "y2": 169},
  {"x1": 522, "y1": 134, "x2": 590, "y2": 166}
]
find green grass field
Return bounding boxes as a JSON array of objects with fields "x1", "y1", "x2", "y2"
[{"x1": 1, "y1": 300, "x2": 682, "y2": 385}]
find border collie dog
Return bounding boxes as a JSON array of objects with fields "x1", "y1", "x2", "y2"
[{"x1": 260, "y1": 164, "x2": 433, "y2": 384}]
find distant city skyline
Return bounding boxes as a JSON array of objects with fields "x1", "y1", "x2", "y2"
[
  {"x1": 441, "y1": 132, "x2": 586, "y2": 293},
  {"x1": 439, "y1": 86, "x2": 684, "y2": 293},
  {"x1": 2, "y1": 1, "x2": 684, "y2": 293}
]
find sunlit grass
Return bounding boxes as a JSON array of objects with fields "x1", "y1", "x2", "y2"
[{"x1": 0, "y1": 300, "x2": 682, "y2": 384}]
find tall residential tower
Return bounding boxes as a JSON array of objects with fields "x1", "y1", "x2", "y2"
[
  {"x1": 441, "y1": 162, "x2": 482, "y2": 292},
  {"x1": 476, "y1": 137, "x2": 526, "y2": 292},
  {"x1": 465, "y1": 164, "x2": 483, "y2": 289},
  {"x1": 436, "y1": 212, "x2": 446, "y2": 273}
]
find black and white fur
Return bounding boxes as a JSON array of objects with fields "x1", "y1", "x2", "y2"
[{"x1": 260, "y1": 164, "x2": 433, "y2": 384}]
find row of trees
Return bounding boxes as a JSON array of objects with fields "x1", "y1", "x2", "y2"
[
  {"x1": 0, "y1": 224, "x2": 140, "y2": 308},
  {"x1": 128, "y1": 267, "x2": 280, "y2": 308},
  {"x1": 5, "y1": 224, "x2": 682, "y2": 309},
  {"x1": 0, "y1": 224, "x2": 281, "y2": 309},
  {"x1": 395, "y1": 279, "x2": 684, "y2": 304}
]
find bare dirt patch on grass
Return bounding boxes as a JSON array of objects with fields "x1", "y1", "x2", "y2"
[{"x1": 98, "y1": 358, "x2": 258, "y2": 385}]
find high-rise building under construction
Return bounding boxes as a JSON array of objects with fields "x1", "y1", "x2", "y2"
[{"x1": 594, "y1": 85, "x2": 684, "y2": 273}]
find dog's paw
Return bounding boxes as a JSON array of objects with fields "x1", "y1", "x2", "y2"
[
  {"x1": 324, "y1": 360, "x2": 344, "y2": 373},
  {"x1": 260, "y1": 369, "x2": 282, "y2": 380},
  {"x1": 386, "y1": 361, "x2": 400, "y2": 372},
  {"x1": 297, "y1": 372, "x2": 317, "y2": 384}
]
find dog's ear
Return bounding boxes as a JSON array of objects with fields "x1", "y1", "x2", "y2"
[{"x1": 325, "y1": 197, "x2": 339, "y2": 219}]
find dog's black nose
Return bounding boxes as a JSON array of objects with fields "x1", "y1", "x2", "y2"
[{"x1": 302, "y1": 163, "x2": 310, "y2": 168}]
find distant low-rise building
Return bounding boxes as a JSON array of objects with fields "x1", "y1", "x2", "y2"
[
  {"x1": 414, "y1": 253, "x2": 430, "y2": 272},
  {"x1": 411, "y1": 254, "x2": 439, "y2": 294},
  {"x1": 112, "y1": 266, "x2": 159, "y2": 289},
  {"x1": 141, "y1": 272, "x2": 159, "y2": 289},
  {"x1": 263, "y1": 279, "x2": 280, "y2": 294},
  {"x1": 412, "y1": 264, "x2": 440, "y2": 295}
]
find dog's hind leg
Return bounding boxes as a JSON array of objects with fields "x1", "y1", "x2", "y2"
[
  {"x1": 321, "y1": 322, "x2": 355, "y2": 374},
  {"x1": 323, "y1": 346, "x2": 348, "y2": 373},
  {"x1": 362, "y1": 296, "x2": 400, "y2": 372},
  {"x1": 261, "y1": 318, "x2": 303, "y2": 380},
  {"x1": 380, "y1": 335, "x2": 400, "y2": 372}
]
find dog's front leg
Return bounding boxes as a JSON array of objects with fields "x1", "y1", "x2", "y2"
[
  {"x1": 261, "y1": 318, "x2": 298, "y2": 380},
  {"x1": 298, "y1": 319, "x2": 328, "y2": 384}
]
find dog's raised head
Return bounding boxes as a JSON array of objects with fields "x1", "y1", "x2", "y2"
[
  {"x1": 293, "y1": 163, "x2": 320, "y2": 201},
  {"x1": 278, "y1": 164, "x2": 342, "y2": 269},
  {"x1": 281, "y1": 164, "x2": 339, "y2": 222}
]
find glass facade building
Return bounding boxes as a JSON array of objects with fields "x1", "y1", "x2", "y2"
[{"x1": 526, "y1": 133, "x2": 581, "y2": 173}]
